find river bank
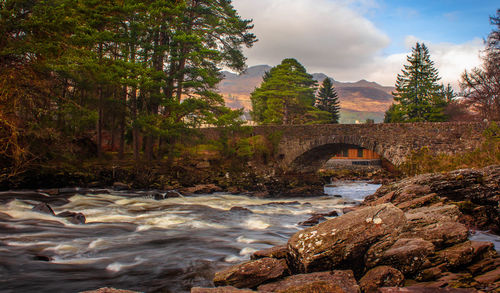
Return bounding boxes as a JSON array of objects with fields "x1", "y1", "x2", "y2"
[{"x1": 197, "y1": 165, "x2": 500, "y2": 292}]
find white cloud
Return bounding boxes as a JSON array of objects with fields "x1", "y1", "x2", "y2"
[
  {"x1": 232, "y1": 0, "x2": 485, "y2": 88},
  {"x1": 233, "y1": 0, "x2": 390, "y2": 71}
]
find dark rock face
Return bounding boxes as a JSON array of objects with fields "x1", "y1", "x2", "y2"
[
  {"x1": 257, "y1": 270, "x2": 360, "y2": 293},
  {"x1": 213, "y1": 258, "x2": 288, "y2": 289},
  {"x1": 287, "y1": 203, "x2": 406, "y2": 274},
  {"x1": 359, "y1": 266, "x2": 404, "y2": 293},
  {"x1": 32, "y1": 203, "x2": 55, "y2": 216}
]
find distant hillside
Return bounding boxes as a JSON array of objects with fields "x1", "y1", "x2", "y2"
[{"x1": 218, "y1": 65, "x2": 394, "y2": 123}]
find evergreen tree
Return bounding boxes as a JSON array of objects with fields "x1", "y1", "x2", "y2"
[
  {"x1": 387, "y1": 42, "x2": 448, "y2": 122},
  {"x1": 316, "y1": 78, "x2": 340, "y2": 123},
  {"x1": 250, "y1": 58, "x2": 321, "y2": 125}
]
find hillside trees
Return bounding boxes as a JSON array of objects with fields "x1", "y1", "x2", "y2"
[
  {"x1": 0, "y1": 0, "x2": 256, "y2": 173},
  {"x1": 316, "y1": 78, "x2": 340, "y2": 123},
  {"x1": 251, "y1": 58, "x2": 332, "y2": 125},
  {"x1": 461, "y1": 9, "x2": 500, "y2": 121},
  {"x1": 385, "y1": 43, "x2": 450, "y2": 123}
]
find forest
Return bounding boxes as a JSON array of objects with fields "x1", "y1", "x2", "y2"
[{"x1": 1, "y1": 1, "x2": 499, "y2": 187}]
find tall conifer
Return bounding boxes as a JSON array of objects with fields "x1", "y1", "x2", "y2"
[
  {"x1": 316, "y1": 78, "x2": 340, "y2": 123},
  {"x1": 389, "y1": 42, "x2": 448, "y2": 122}
]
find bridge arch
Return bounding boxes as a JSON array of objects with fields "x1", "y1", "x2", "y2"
[{"x1": 289, "y1": 142, "x2": 390, "y2": 173}]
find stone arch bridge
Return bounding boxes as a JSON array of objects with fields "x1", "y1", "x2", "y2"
[{"x1": 202, "y1": 122, "x2": 492, "y2": 173}]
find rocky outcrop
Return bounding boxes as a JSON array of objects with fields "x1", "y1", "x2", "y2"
[
  {"x1": 364, "y1": 166, "x2": 500, "y2": 233},
  {"x1": 199, "y1": 166, "x2": 500, "y2": 293}
]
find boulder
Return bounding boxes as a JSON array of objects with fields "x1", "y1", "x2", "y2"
[
  {"x1": 213, "y1": 258, "x2": 288, "y2": 289},
  {"x1": 32, "y1": 203, "x2": 55, "y2": 216},
  {"x1": 365, "y1": 238, "x2": 435, "y2": 274},
  {"x1": 191, "y1": 287, "x2": 254, "y2": 293},
  {"x1": 251, "y1": 245, "x2": 288, "y2": 260},
  {"x1": 298, "y1": 214, "x2": 326, "y2": 226},
  {"x1": 287, "y1": 203, "x2": 406, "y2": 274},
  {"x1": 257, "y1": 270, "x2": 360, "y2": 293},
  {"x1": 359, "y1": 266, "x2": 405, "y2": 293},
  {"x1": 57, "y1": 211, "x2": 86, "y2": 224}
]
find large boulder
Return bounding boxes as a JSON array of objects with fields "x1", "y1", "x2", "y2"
[
  {"x1": 213, "y1": 258, "x2": 288, "y2": 289},
  {"x1": 359, "y1": 266, "x2": 405, "y2": 293},
  {"x1": 257, "y1": 270, "x2": 360, "y2": 293},
  {"x1": 287, "y1": 203, "x2": 406, "y2": 274},
  {"x1": 365, "y1": 238, "x2": 435, "y2": 274}
]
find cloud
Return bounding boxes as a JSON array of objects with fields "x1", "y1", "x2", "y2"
[
  {"x1": 232, "y1": 0, "x2": 390, "y2": 70},
  {"x1": 232, "y1": 0, "x2": 484, "y2": 88}
]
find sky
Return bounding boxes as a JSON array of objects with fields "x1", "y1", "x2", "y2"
[{"x1": 231, "y1": 0, "x2": 498, "y2": 88}]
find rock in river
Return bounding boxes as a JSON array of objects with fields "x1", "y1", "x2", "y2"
[{"x1": 287, "y1": 203, "x2": 406, "y2": 274}]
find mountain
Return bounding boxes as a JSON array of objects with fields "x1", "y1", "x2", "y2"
[{"x1": 218, "y1": 65, "x2": 394, "y2": 123}]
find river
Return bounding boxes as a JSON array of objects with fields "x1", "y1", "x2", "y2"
[{"x1": 0, "y1": 182, "x2": 498, "y2": 293}]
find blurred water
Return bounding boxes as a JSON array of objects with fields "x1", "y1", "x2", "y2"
[{"x1": 0, "y1": 181, "x2": 377, "y2": 293}]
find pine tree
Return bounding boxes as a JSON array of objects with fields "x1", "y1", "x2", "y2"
[
  {"x1": 316, "y1": 78, "x2": 340, "y2": 123},
  {"x1": 250, "y1": 58, "x2": 320, "y2": 125},
  {"x1": 389, "y1": 42, "x2": 447, "y2": 122}
]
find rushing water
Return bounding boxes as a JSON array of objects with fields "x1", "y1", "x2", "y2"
[
  {"x1": 0, "y1": 182, "x2": 378, "y2": 293},
  {"x1": 1, "y1": 181, "x2": 498, "y2": 293}
]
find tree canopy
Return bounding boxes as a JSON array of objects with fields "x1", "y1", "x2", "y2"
[
  {"x1": 385, "y1": 43, "x2": 451, "y2": 123},
  {"x1": 250, "y1": 58, "x2": 332, "y2": 125},
  {"x1": 0, "y1": 0, "x2": 256, "y2": 171}
]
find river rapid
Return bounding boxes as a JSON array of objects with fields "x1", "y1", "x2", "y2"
[{"x1": 0, "y1": 182, "x2": 383, "y2": 293}]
